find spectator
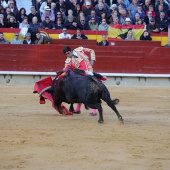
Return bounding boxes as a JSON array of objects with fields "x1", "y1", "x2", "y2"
[
  {"x1": 1, "y1": 0, "x2": 17, "y2": 8},
  {"x1": 16, "y1": 7, "x2": 27, "y2": 23},
  {"x1": 39, "y1": 0, "x2": 53, "y2": 14},
  {"x1": 76, "y1": 11, "x2": 85, "y2": 23},
  {"x1": 128, "y1": 0, "x2": 138, "y2": 17},
  {"x1": 146, "y1": 5, "x2": 156, "y2": 19},
  {"x1": 89, "y1": 17, "x2": 99, "y2": 30},
  {"x1": 28, "y1": 16, "x2": 41, "y2": 41},
  {"x1": 77, "y1": 16, "x2": 90, "y2": 30},
  {"x1": 125, "y1": 17, "x2": 133, "y2": 25},
  {"x1": 97, "y1": 34, "x2": 109, "y2": 46},
  {"x1": 0, "y1": 32, "x2": 9, "y2": 44},
  {"x1": 86, "y1": 9, "x2": 99, "y2": 24},
  {"x1": 132, "y1": 5, "x2": 145, "y2": 21},
  {"x1": 99, "y1": 11, "x2": 109, "y2": 23},
  {"x1": 140, "y1": 30, "x2": 152, "y2": 40},
  {"x1": 10, "y1": 32, "x2": 23, "y2": 44},
  {"x1": 64, "y1": 9, "x2": 76, "y2": 23},
  {"x1": 55, "y1": 18, "x2": 63, "y2": 29},
  {"x1": 95, "y1": 0, "x2": 110, "y2": 12},
  {"x1": 23, "y1": 32, "x2": 34, "y2": 44},
  {"x1": 19, "y1": 17, "x2": 30, "y2": 38},
  {"x1": 73, "y1": 3, "x2": 81, "y2": 18},
  {"x1": 156, "y1": 11, "x2": 168, "y2": 32},
  {"x1": 98, "y1": 18, "x2": 109, "y2": 30},
  {"x1": 50, "y1": 2, "x2": 57, "y2": 16},
  {"x1": 142, "y1": 0, "x2": 150, "y2": 13},
  {"x1": 109, "y1": 10, "x2": 119, "y2": 23},
  {"x1": 132, "y1": 13, "x2": 142, "y2": 24},
  {"x1": 28, "y1": 6, "x2": 41, "y2": 23},
  {"x1": 0, "y1": 4, "x2": 5, "y2": 15},
  {"x1": 8, "y1": 0, "x2": 18, "y2": 15},
  {"x1": 58, "y1": 27, "x2": 71, "y2": 39},
  {"x1": 0, "y1": 14, "x2": 5, "y2": 27},
  {"x1": 41, "y1": 6, "x2": 55, "y2": 22},
  {"x1": 5, "y1": 15, "x2": 19, "y2": 28},
  {"x1": 64, "y1": 14, "x2": 78, "y2": 30},
  {"x1": 71, "y1": 28, "x2": 88, "y2": 39},
  {"x1": 83, "y1": 1, "x2": 92, "y2": 18},
  {"x1": 125, "y1": 30, "x2": 136, "y2": 40},
  {"x1": 155, "y1": 0, "x2": 169, "y2": 13},
  {"x1": 41, "y1": 16, "x2": 55, "y2": 29},
  {"x1": 34, "y1": 31, "x2": 44, "y2": 44},
  {"x1": 110, "y1": 16, "x2": 120, "y2": 24},
  {"x1": 119, "y1": 8, "x2": 131, "y2": 25},
  {"x1": 146, "y1": 18, "x2": 160, "y2": 33},
  {"x1": 55, "y1": 11, "x2": 64, "y2": 24},
  {"x1": 144, "y1": 10, "x2": 154, "y2": 25},
  {"x1": 95, "y1": 2, "x2": 108, "y2": 18},
  {"x1": 4, "y1": 7, "x2": 15, "y2": 22}
]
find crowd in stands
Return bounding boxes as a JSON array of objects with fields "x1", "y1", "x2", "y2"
[{"x1": 0, "y1": 0, "x2": 170, "y2": 45}]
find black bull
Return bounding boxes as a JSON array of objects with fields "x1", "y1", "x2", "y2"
[{"x1": 40, "y1": 70, "x2": 124, "y2": 124}]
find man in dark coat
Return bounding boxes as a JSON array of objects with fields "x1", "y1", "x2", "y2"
[{"x1": 71, "y1": 29, "x2": 88, "y2": 39}]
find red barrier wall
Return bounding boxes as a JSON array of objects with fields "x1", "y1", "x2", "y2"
[{"x1": 0, "y1": 44, "x2": 170, "y2": 74}]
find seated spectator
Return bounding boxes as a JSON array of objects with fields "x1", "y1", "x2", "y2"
[
  {"x1": 99, "y1": 11, "x2": 109, "y2": 24},
  {"x1": 109, "y1": 10, "x2": 119, "y2": 24},
  {"x1": 108, "y1": 4, "x2": 117, "y2": 17},
  {"x1": 34, "y1": 32, "x2": 44, "y2": 44},
  {"x1": 132, "y1": 5, "x2": 145, "y2": 21},
  {"x1": 23, "y1": 32, "x2": 34, "y2": 44},
  {"x1": 55, "y1": 18, "x2": 63, "y2": 29},
  {"x1": 140, "y1": 30, "x2": 152, "y2": 40},
  {"x1": 77, "y1": 16, "x2": 90, "y2": 30},
  {"x1": 58, "y1": 27, "x2": 71, "y2": 39},
  {"x1": 95, "y1": 3, "x2": 108, "y2": 18},
  {"x1": 0, "y1": 14, "x2": 5, "y2": 28},
  {"x1": 156, "y1": 12, "x2": 168, "y2": 32},
  {"x1": 142, "y1": 0, "x2": 151, "y2": 14},
  {"x1": 28, "y1": 16, "x2": 41, "y2": 42},
  {"x1": 136, "y1": 18, "x2": 145, "y2": 25},
  {"x1": 0, "y1": 32, "x2": 9, "y2": 44},
  {"x1": 127, "y1": 0, "x2": 138, "y2": 18},
  {"x1": 0, "y1": 4, "x2": 5, "y2": 15},
  {"x1": 41, "y1": 16, "x2": 55, "y2": 29},
  {"x1": 98, "y1": 18, "x2": 109, "y2": 30},
  {"x1": 55, "y1": 11, "x2": 64, "y2": 24},
  {"x1": 155, "y1": 0, "x2": 169, "y2": 13},
  {"x1": 19, "y1": 17, "x2": 29, "y2": 28},
  {"x1": 125, "y1": 17, "x2": 132, "y2": 25},
  {"x1": 89, "y1": 17, "x2": 99, "y2": 30},
  {"x1": 156, "y1": 4, "x2": 168, "y2": 19},
  {"x1": 71, "y1": 28, "x2": 88, "y2": 39},
  {"x1": 39, "y1": 0, "x2": 53, "y2": 14},
  {"x1": 50, "y1": 2, "x2": 57, "y2": 16},
  {"x1": 125, "y1": 30, "x2": 136, "y2": 40},
  {"x1": 73, "y1": 3, "x2": 81, "y2": 18},
  {"x1": 144, "y1": 11, "x2": 154, "y2": 25},
  {"x1": 64, "y1": 14, "x2": 78, "y2": 30},
  {"x1": 10, "y1": 32, "x2": 23, "y2": 44},
  {"x1": 82, "y1": 1, "x2": 92, "y2": 18},
  {"x1": 86, "y1": 9, "x2": 99, "y2": 25},
  {"x1": 41, "y1": 6, "x2": 55, "y2": 22},
  {"x1": 97, "y1": 34, "x2": 109, "y2": 46},
  {"x1": 95, "y1": 0, "x2": 110, "y2": 12},
  {"x1": 5, "y1": 15, "x2": 19, "y2": 28},
  {"x1": 110, "y1": 16, "x2": 120, "y2": 24},
  {"x1": 28, "y1": 6, "x2": 41, "y2": 23},
  {"x1": 4, "y1": 7, "x2": 15, "y2": 22},
  {"x1": 76, "y1": 11, "x2": 85, "y2": 23},
  {"x1": 8, "y1": 0, "x2": 18, "y2": 16},
  {"x1": 16, "y1": 7, "x2": 27, "y2": 23},
  {"x1": 146, "y1": 18, "x2": 160, "y2": 33},
  {"x1": 64, "y1": 9, "x2": 76, "y2": 23},
  {"x1": 146, "y1": 5, "x2": 156, "y2": 19},
  {"x1": 119, "y1": 8, "x2": 131, "y2": 25}
]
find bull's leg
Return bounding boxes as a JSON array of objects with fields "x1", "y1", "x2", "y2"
[
  {"x1": 86, "y1": 103, "x2": 104, "y2": 124},
  {"x1": 69, "y1": 103, "x2": 74, "y2": 112},
  {"x1": 107, "y1": 101, "x2": 124, "y2": 124}
]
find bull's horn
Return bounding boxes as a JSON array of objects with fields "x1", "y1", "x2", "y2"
[{"x1": 39, "y1": 86, "x2": 51, "y2": 96}]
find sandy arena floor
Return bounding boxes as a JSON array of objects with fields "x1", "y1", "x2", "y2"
[{"x1": 0, "y1": 84, "x2": 170, "y2": 170}]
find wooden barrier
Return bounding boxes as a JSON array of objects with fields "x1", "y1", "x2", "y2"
[
  {"x1": 50, "y1": 39, "x2": 97, "y2": 45},
  {"x1": 0, "y1": 44, "x2": 170, "y2": 74}
]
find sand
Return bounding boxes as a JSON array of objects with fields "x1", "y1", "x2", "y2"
[{"x1": 0, "y1": 84, "x2": 170, "y2": 170}]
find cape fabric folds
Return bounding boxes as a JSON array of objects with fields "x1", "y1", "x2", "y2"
[{"x1": 33, "y1": 76, "x2": 72, "y2": 115}]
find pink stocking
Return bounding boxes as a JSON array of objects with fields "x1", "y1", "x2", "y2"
[
  {"x1": 91, "y1": 109, "x2": 97, "y2": 114},
  {"x1": 75, "y1": 103, "x2": 82, "y2": 112}
]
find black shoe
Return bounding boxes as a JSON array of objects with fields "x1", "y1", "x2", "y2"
[
  {"x1": 73, "y1": 111, "x2": 81, "y2": 114},
  {"x1": 89, "y1": 113, "x2": 97, "y2": 116},
  {"x1": 69, "y1": 108, "x2": 74, "y2": 112}
]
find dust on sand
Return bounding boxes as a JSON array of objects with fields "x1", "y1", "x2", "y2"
[{"x1": 0, "y1": 84, "x2": 170, "y2": 170}]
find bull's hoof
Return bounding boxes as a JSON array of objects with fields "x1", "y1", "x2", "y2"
[
  {"x1": 119, "y1": 117, "x2": 124, "y2": 124},
  {"x1": 98, "y1": 120, "x2": 104, "y2": 124}
]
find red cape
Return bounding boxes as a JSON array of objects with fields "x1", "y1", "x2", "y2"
[{"x1": 33, "y1": 76, "x2": 72, "y2": 116}]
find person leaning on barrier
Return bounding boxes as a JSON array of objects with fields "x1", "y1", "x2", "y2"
[
  {"x1": 71, "y1": 28, "x2": 88, "y2": 39},
  {"x1": 0, "y1": 32, "x2": 9, "y2": 44},
  {"x1": 10, "y1": 32, "x2": 23, "y2": 44},
  {"x1": 97, "y1": 35, "x2": 109, "y2": 46},
  {"x1": 23, "y1": 32, "x2": 34, "y2": 44},
  {"x1": 140, "y1": 30, "x2": 152, "y2": 41},
  {"x1": 58, "y1": 27, "x2": 71, "y2": 39}
]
